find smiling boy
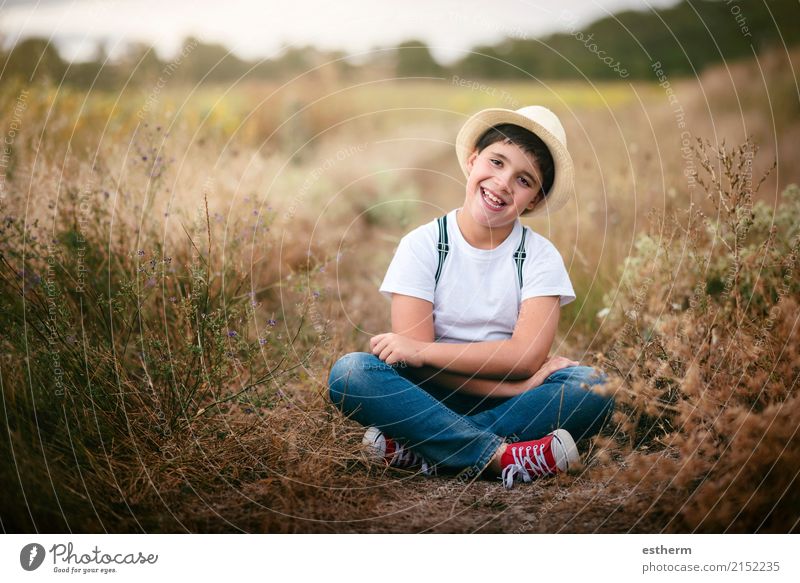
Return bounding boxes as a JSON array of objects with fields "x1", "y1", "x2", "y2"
[{"x1": 329, "y1": 106, "x2": 614, "y2": 488}]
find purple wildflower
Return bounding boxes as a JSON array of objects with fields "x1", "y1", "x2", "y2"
[
  {"x1": 258, "y1": 337, "x2": 268, "y2": 346},
  {"x1": 267, "y1": 319, "x2": 277, "y2": 327},
  {"x1": 227, "y1": 330, "x2": 237, "y2": 338}
]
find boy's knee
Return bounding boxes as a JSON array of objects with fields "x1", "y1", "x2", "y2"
[
  {"x1": 569, "y1": 365, "x2": 608, "y2": 388},
  {"x1": 574, "y1": 366, "x2": 615, "y2": 433},
  {"x1": 562, "y1": 365, "x2": 614, "y2": 422},
  {"x1": 327, "y1": 352, "x2": 376, "y2": 406}
]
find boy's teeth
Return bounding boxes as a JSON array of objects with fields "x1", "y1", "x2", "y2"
[{"x1": 482, "y1": 188, "x2": 504, "y2": 205}]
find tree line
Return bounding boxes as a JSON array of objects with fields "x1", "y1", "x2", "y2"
[{"x1": 2, "y1": 0, "x2": 797, "y2": 87}]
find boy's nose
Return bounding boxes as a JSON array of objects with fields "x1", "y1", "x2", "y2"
[{"x1": 495, "y1": 170, "x2": 514, "y2": 193}]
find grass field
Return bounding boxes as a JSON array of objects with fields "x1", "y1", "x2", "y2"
[{"x1": 1, "y1": 47, "x2": 798, "y2": 533}]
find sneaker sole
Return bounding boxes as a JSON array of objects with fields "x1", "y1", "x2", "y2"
[
  {"x1": 362, "y1": 426, "x2": 386, "y2": 461},
  {"x1": 550, "y1": 429, "x2": 580, "y2": 472}
]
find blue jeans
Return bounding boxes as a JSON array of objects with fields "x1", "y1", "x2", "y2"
[{"x1": 327, "y1": 352, "x2": 614, "y2": 476}]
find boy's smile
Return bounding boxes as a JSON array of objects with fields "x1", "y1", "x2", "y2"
[{"x1": 459, "y1": 140, "x2": 543, "y2": 247}]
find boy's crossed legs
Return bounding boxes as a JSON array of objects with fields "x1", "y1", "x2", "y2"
[{"x1": 327, "y1": 352, "x2": 614, "y2": 488}]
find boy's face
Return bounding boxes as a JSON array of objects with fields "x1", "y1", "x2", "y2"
[{"x1": 463, "y1": 140, "x2": 544, "y2": 229}]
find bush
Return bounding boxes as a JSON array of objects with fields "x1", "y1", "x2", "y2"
[
  {"x1": 0, "y1": 162, "x2": 312, "y2": 531},
  {"x1": 591, "y1": 139, "x2": 799, "y2": 532}
]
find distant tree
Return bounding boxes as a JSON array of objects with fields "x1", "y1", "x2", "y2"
[
  {"x1": 117, "y1": 42, "x2": 163, "y2": 85},
  {"x1": 395, "y1": 40, "x2": 444, "y2": 78},
  {"x1": 4, "y1": 0, "x2": 800, "y2": 88},
  {"x1": 4, "y1": 38, "x2": 65, "y2": 82},
  {"x1": 450, "y1": 0, "x2": 800, "y2": 80},
  {"x1": 452, "y1": 44, "x2": 515, "y2": 79},
  {"x1": 176, "y1": 36, "x2": 249, "y2": 83}
]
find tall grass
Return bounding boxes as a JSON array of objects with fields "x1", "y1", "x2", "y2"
[
  {"x1": 590, "y1": 140, "x2": 799, "y2": 532},
  {"x1": 0, "y1": 120, "x2": 319, "y2": 532}
]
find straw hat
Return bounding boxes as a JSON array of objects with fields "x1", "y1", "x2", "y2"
[{"x1": 455, "y1": 105, "x2": 574, "y2": 216}]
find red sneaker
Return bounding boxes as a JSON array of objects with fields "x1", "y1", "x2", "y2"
[
  {"x1": 499, "y1": 429, "x2": 579, "y2": 489},
  {"x1": 362, "y1": 427, "x2": 435, "y2": 476}
]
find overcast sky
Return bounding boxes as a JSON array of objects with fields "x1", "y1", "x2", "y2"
[{"x1": 0, "y1": 0, "x2": 680, "y2": 63}]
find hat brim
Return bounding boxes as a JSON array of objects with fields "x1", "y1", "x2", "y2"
[{"x1": 455, "y1": 108, "x2": 574, "y2": 217}]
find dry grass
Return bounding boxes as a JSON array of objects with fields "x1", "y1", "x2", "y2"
[{"x1": 1, "y1": 48, "x2": 798, "y2": 533}]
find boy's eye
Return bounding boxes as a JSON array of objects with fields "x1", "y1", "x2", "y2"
[
  {"x1": 489, "y1": 159, "x2": 502, "y2": 166},
  {"x1": 519, "y1": 177, "x2": 530, "y2": 187}
]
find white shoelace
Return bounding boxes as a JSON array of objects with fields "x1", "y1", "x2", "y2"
[
  {"x1": 391, "y1": 443, "x2": 436, "y2": 476},
  {"x1": 501, "y1": 443, "x2": 554, "y2": 489}
]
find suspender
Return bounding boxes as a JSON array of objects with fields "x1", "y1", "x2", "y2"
[
  {"x1": 434, "y1": 214, "x2": 527, "y2": 290},
  {"x1": 434, "y1": 215, "x2": 450, "y2": 288},
  {"x1": 513, "y1": 227, "x2": 528, "y2": 289}
]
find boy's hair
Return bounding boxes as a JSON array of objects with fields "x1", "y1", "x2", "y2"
[{"x1": 474, "y1": 123, "x2": 555, "y2": 215}]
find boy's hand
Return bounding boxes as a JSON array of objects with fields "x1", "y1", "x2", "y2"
[
  {"x1": 528, "y1": 355, "x2": 580, "y2": 389},
  {"x1": 370, "y1": 333, "x2": 427, "y2": 367}
]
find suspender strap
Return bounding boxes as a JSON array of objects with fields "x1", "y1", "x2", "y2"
[
  {"x1": 435, "y1": 216, "x2": 525, "y2": 289},
  {"x1": 513, "y1": 227, "x2": 528, "y2": 289},
  {"x1": 434, "y1": 215, "x2": 450, "y2": 288}
]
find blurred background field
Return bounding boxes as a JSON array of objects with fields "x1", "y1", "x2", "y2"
[{"x1": 1, "y1": 0, "x2": 799, "y2": 533}]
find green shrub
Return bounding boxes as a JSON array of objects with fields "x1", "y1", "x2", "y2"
[{"x1": 592, "y1": 139, "x2": 799, "y2": 532}]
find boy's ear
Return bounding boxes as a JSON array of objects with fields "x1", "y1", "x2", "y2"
[
  {"x1": 465, "y1": 149, "x2": 479, "y2": 173},
  {"x1": 526, "y1": 191, "x2": 544, "y2": 211}
]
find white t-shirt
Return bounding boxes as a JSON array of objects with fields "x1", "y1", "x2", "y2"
[{"x1": 379, "y1": 208, "x2": 576, "y2": 344}]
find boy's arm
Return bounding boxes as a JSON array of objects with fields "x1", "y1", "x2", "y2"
[
  {"x1": 388, "y1": 294, "x2": 526, "y2": 396},
  {"x1": 403, "y1": 366, "x2": 531, "y2": 398},
  {"x1": 373, "y1": 295, "x2": 561, "y2": 379}
]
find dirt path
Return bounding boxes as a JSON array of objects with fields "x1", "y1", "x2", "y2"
[{"x1": 163, "y1": 141, "x2": 660, "y2": 535}]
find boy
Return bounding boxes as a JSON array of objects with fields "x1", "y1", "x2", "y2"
[{"x1": 328, "y1": 106, "x2": 613, "y2": 488}]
